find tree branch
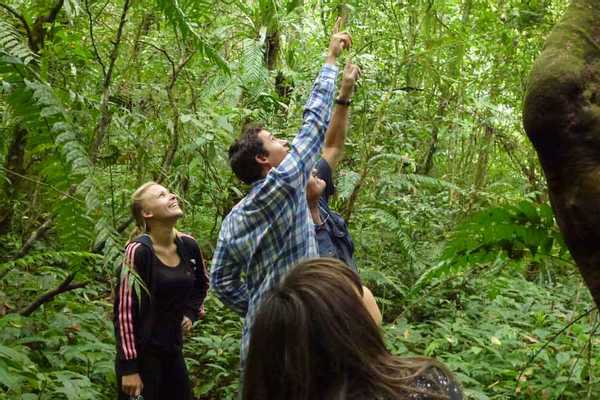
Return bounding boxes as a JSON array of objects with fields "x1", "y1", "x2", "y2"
[
  {"x1": 84, "y1": 0, "x2": 106, "y2": 77},
  {"x1": 30, "y1": 0, "x2": 64, "y2": 53},
  {"x1": 13, "y1": 186, "x2": 77, "y2": 259},
  {"x1": 0, "y1": 167, "x2": 83, "y2": 203},
  {"x1": 158, "y1": 52, "x2": 195, "y2": 176},
  {"x1": 89, "y1": 0, "x2": 131, "y2": 164},
  {"x1": 43, "y1": 0, "x2": 64, "y2": 23},
  {"x1": 16, "y1": 217, "x2": 53, "y2": 259},
  {"x1": 19, "y1": 272, "x2": 87, "y2": 316},
  {"x1": 141, "y1": 42, "x2": 195, "y2": 181}
]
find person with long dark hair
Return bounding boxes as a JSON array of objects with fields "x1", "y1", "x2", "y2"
[
  {"x1": 114, "y1": 181, "x2": 209, "y2": 400},
  {"x1": 243, "y1": 258, "x2": 463, "y2": 400}
]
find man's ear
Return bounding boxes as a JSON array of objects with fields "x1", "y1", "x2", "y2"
[{"x1": 255, "y1": 154, "x2": 269, "y2": 166}]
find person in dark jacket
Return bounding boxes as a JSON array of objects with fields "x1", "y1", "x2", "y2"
[
  {"x1": 306, "y1": 62, "x2": 358, "y2": 271},
  {"x1": 243, "y1": 258, "x2": 463, "y2": 400},
  {"x1": 114, "y1": 181, "x2": 209, "y2": 400}
]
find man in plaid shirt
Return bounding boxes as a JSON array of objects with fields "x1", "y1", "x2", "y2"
[{"x1": 211, "y1": 24, "x2": 360, "y2": 363}]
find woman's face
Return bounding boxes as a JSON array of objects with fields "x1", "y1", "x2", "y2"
[
  {"x1": 141, "y1": 184, "x2": 183, "y2": 222},
  {"x1": 306, "y1": 168, "x2": 326, "y2": 205}
]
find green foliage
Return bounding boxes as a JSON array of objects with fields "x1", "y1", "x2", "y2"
[
  {"x1": 414, "y1": 199, "x2": 569, "y2": 293},
  {"x1": 154, "y1": 0, "x2": 229, "y2": 72},
  {"x1": 0, "y1": 293, "x2": 115, "y2": 399},
  {"x1": 25, "y1": 79, "x2": 92, "y2": 177},
  {"x1": 1, "y1": 1, "x2": 595, "y2": 399},
  {"x1": 184, "y1": 295, "x2": 242, "y2": 399},
  {"x1": 0, "y1": 20, "x2": 35, "y2": 65},
  {"x1": 238, "y1": 38, "x2": 270, "y2": 95},
  {"x1": 385, "y1": 272, "x2": 599, "y2": 399},
  {"x1": 0, "y1": 251, "x2": 101, "y2": 279}
]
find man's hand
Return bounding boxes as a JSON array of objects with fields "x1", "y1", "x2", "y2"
[
  {"x1": 326, "y1": 17, "x2": 352, "y2": 64},
  {"x1": 122, "y1": 373, "x2": 143, "y2": 397},
  {"x1": 339, "y1": 61, "x2": 361, "y2": 99},
  {"x1": 181, "y1": 316, "x2": 193, "y2": 334}
]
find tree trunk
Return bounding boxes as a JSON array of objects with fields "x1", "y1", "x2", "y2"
[
  {"x1": 523, "y1": 0, "x2": 600, "y2": 306},
  {"x1": 0, "y1": 126, "x2": 27, "y2": 234},
  {"x1": 418, "y1": 99, "x2": 448, "y2": 175},
  {"x1": 264, "y1": 29, "x2": 279, "y2": 71},
  {"x1": 89, "y1": 0, "x2": 131, "y2": 164},
  {"x1": 473, "y1": 123, "x2": 494, "y2": 190}
]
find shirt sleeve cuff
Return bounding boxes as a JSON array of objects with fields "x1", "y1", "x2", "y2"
[
  {"x1": 321, "y1": 63, "x2": 339, "y2": 80},
  {"x1": 118, "y1": 358, "x2": 139, "y2": 375}
]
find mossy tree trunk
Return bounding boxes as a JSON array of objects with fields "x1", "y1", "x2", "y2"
[{"x1": 523, "y1": 0, "x2": 600, "y2": 306}]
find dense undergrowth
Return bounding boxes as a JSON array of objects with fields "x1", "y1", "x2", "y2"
[{"x1": 1, "y1": 199, "x2": 598, "y2": 399}]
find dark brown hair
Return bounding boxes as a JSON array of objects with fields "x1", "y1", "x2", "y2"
[
  {"x1": 243, "y1": 258, "x2": 462, "y2": 400},
  {"x1": 228, "y1": 122, "x2": 268, "y2": 184}
]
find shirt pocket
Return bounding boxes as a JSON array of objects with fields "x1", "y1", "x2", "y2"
[
  {"x1": 329, "y1": 213, "x2": 354, "y2": 253},
  {"x1": 316, "y1": 228, "x2": 338, "y2": 258}
]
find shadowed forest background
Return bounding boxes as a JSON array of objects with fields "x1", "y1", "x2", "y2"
[{"x1": 1, "y1": 0, "x2": 599, "y2": 399}]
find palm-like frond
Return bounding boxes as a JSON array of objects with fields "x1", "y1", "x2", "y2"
[
  {"x1": 24, "y1": 79, "x2": 92, "y2": 177},
  {"x1": 411, "y1": 200, "x2": 568, "y2": 293},
  {"x1": 0, "y1": 20, "x2": 35, "y2": 65},
  {"x1": 239, "y1": 38, "x2": 269, "y2": 89}
]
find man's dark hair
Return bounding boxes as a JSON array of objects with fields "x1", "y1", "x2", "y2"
[{"x1": 229, "y1": 123, "x2": 268, "y2": 184}]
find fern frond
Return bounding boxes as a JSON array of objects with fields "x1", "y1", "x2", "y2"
[
  {"x1": 412, "y1": 200, "x2": 568, "y2": 292},
  {"x1": 63, "y1": 0, "x2": 81, "y2": 20},
  {"x1": 360, "y1": 267, "x2": 407, "y2": 296},
  {"x1": 239, "y1": 38, "x2": 269, "y2": 89},
  {"x1": 365, "y1": 205, "x2": 420, "y2": 264},
  {"x1": 336, "y1": 170, "x2": 361, "y2": 201},
  {"x1": 94, "y1": 216, "x2": 123, "y2": 272},
  {"x1": 24, "y1": 79, "x2": 92, "y2": 176},
  {"x1": 0, "y1": 20, "x2": 35, "y2": 65}
]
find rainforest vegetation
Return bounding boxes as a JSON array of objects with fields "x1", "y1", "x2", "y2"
[{"x1": 1, "y1": 0, "x2": 599, "y2": 399}]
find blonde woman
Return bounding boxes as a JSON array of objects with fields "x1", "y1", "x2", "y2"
[{"x1": 113, "y1": 182, "x2": 209, "y2": 400}]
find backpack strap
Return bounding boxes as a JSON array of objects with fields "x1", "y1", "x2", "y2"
[
  {"x1": 177, "y1": 233, "x2": 202, "y2": 270},
  {"x1": 130, "y1": 234, "x2": 155, "y2": 292},
  {"x1": 132, "y1": 233, "x2": 153, "y2": 249},
  {"x1": 177, "y1": 233, "x2": 208, "y2": 320}
]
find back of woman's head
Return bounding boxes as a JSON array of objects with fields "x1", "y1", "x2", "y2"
[
  {"x1": 129, "y1": 181, "x2": 158, "y2": 238},
  {"x1": 243, "y1": 258, "x2": 381, "y2": 400},
  {"x1": 242, "y1": 258, "x2": 462, "y2": 400}
]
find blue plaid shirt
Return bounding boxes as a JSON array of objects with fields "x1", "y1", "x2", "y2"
[{"x1": 210, "y1": 64, "x2": 339, "y2": 362}]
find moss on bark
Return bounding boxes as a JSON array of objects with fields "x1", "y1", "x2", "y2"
[{"x1": 523, "y1": 0, "x2": 600, "y2": 306}]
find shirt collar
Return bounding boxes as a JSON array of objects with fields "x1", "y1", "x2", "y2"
[{"x1": 251, "y1": 177, "x2": 266, "y2": 189}]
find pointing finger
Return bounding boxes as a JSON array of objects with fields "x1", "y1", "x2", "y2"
[{"x1": 333, "y1": 16, "x2": 342, "y2": 34}]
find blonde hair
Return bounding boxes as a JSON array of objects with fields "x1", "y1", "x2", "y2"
[{"x1": 130, "y1": 181, "x2": 158, "y2": 239}]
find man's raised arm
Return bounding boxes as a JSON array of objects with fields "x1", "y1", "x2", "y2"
[{"x1": 270, "y1": 25, "x2": 352, "y2": 187}]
